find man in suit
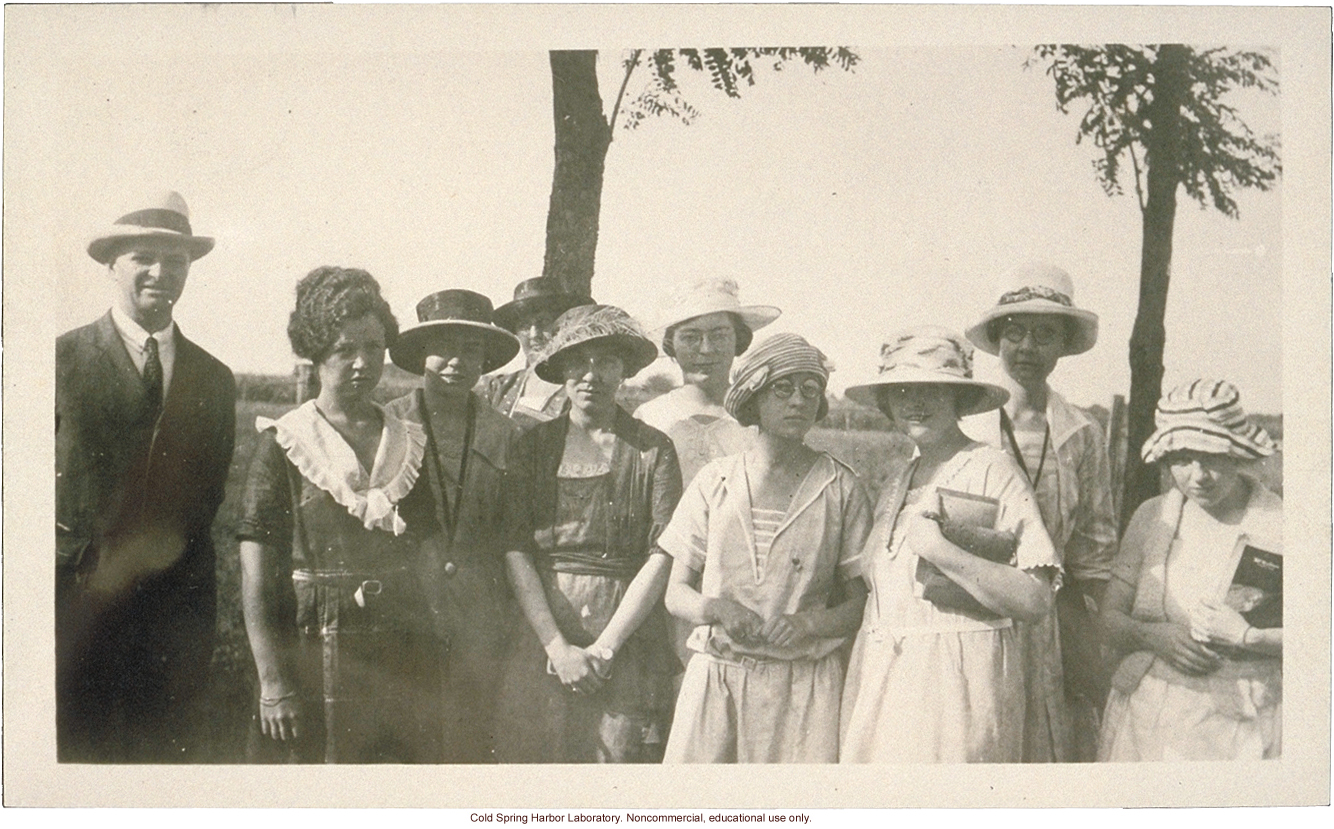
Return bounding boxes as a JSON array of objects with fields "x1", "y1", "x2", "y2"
[{"x1": 56, "y1": 191, "x2": 236, "y2": 762}]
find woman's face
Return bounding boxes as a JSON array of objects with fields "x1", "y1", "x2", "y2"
[
  {"x1": 559, "y1": 342, "x2": 626, "y2": 413},
  {"x1": 318, "y1": 313, "x2": 387, "y2": 404},
  {"x1": 422, "y1": 329, "x2": 487, "y2": 396},
  {"x1": 755, "y1": 371, "x2": 825, "y2": 440},
  {"x1": 1167, "y1": 450, "x2": 1247, "y2": 512},
  {"x1": 671, "y1": 311, "x2": 739, "y2": 387},
  {"x1": 881, "y1": 384, "x2": 959, "y2": 446},
  {"x1": 998, "y1": 313, "x2": 1066, "y2": 387}
]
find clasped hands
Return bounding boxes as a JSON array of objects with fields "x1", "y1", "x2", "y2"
[
  {"x1": 1189, "y1": 598, "x2": 1251, "y2": 647},
  {"x1": 546, "y1": 640, "x2": 614, "y2": 695},
  {"x1": 710, "y1": 598, "x2": 813, "y2": 649}
]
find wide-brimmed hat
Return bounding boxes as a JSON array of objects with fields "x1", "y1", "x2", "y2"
[
  {"x1": 651, "y1": 277, "x2": 781, "y2": 350},
  {"x1": 390, "y1": 289, "x2": 521, "y2": 375},
  {"x1": 965, "y1": 263, "x2": 1099, "y2": 356},
  {"x1": 723, "y1": 332, "x2": 832, "y2": 427},
  {"x1": 87, "y1": 190, "x2": 215, "y2": 264},
  {"x1": 1141, "y1": 379, "x2": 1276, "y2": 464},
  {"x1": 844, "y1": 326, "x2": 1010, "y2": 417},
  {"x1": 492, "y1": 277, "x2": 593, "y2": 333},
  {"x1": 533, "y1": 304, "x2": 658, "y2": 383}
]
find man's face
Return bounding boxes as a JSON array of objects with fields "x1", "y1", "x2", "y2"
[
  {"x1": 107, "y1": 240, "x2": 192, "y2": 331},
  {"x1": 516, "y1": 309, "x2": 561, "y2": 365}
]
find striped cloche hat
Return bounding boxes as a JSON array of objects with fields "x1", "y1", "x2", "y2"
[
  {"x1": 1141, "y1": 379, "x2": 1277, "y2": 464},
  {"x1": 723, "y1": 332, "x2": 832, "y2": 427}
]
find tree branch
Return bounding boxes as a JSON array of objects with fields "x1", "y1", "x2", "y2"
[{"x1": 608, "y1": 49, "x2": 643, "y2": 138}]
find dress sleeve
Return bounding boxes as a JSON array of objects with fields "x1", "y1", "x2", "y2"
[
  {"x1": 235, "y1": 429, "x2": 293, "y2": 553},
  {"x1": 1109, "y1": 498, "x2": 1156, "y2": 590},
  {"x1": 501, "y1": 430, "x2": 537, "y2": 554},
  {"x1": 837, "y1": 473, "x2": 875, "y2": 582},
  {"x1": 654, "y1": 465, "x2": 712, "y2": 573},
  {"x1": 648, "y1": 434, "x2": 684, "y2": 548},
  {"x1": 987, "y1": 451, "x2": 1060, "y2": 577},
  {"x1": 1062, "y1": 422, "x2": 1119, "y2": 583}
]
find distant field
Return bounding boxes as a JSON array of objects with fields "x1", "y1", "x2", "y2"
[{"x1": 200, "y1": 396, "x2": 1282, "y2": 761}]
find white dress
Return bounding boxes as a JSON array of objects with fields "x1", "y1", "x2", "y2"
[{"x1": 840, "y1": 443, "x2": 1059, "y2": 763}]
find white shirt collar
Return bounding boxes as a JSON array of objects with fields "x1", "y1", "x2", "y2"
[{"x1": 110, "y1": 305, "x2": 176, "y2": 351}]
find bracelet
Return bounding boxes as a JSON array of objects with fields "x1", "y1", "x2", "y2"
[
  {"x1": 1241, "y1": 625, "x2": 1254, "y2": 646},
  {"x1": 259, "y1": 691, "x2": 298, "y2": 706}
]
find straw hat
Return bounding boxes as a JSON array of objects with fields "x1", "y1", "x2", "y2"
[
  {"x1": 723, "y1": 332, "x2": 831, "y2": 427},
  {"x1": 390, "y1": 289, "x2": 520, "y2": 375},
  {"x1": 965, "y1": 263, "x2": 1099, "y2": 356},
  {"x1": 533, "y1": 304, "x2": 658, "y2": 383},
  {"x1": 844, "y1": 326, "x2": 1010, "y2": 416},
  {"x1": 651, "y1": 277, "x2": 781, "y2": 354},
  {"x1": 492, "y1": 277, "x2": 593, "y2": 333},
  {"x1": 87, "y1": 190, "x2": 215, "y2": 264},
  {"x1": 1141, "y1": 379, "x2": 1277, "y2": 464}
]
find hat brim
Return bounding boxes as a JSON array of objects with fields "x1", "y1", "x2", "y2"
[
  {"x1": 88, "y1": 229, "x2": 215, "y2": 264},
  {"x1": 493, "y1": 294, "x2": 594, "y2": 333},
  {"x1": 1141, "y1": 424, "x2": 1277, "y2": 465},
  {"x1": 389, "y1": 320, "x2": 521, "y2": 375},
  {"x1": 844, "y1": 368, "x2": 1010, "y2": 417},
  {"x1": 965, "y1": 303, "x2": 1099, "y2": 357},
  {"x1": 652, "y1": 305, "x2": 782, "y2": 340},
  {"x1": 533, "y1": 333, "x2": 659, "y2": 384}
]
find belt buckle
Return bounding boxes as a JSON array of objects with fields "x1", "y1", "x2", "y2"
[{"x1": 353, "y1": 579, "x2": 383, "y2": 608}]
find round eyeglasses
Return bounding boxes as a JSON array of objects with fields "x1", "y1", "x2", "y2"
[
  {"x1": 1000, "y1": 318, "x2": 1064, "y2": 346},
  {"x1": 768, "y1": 378, "x2": 825, "y2": 401}
]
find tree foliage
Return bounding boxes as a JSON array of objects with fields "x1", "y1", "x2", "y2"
[
  {"x1": 1030, "y1": 45, "x2": 1280, "y2": 217},
  {"x1": 618, "y1": 48, "x2": 859, "y2": 132},
  {"x1": 1029, "y1": 45, "x2": 1281, "y2": 525}
]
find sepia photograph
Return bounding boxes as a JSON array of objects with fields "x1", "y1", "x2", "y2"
[{"x1": 2, "y1": 1, "x2": 1329, "y2": 811}]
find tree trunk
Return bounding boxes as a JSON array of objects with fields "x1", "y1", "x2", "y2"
[
  {"x1": 1121, "y1": 44, "x2": 1189, "y2": 528},
  {"x1": 542, "y1": 50, "x2": 611, "y2": 299}
]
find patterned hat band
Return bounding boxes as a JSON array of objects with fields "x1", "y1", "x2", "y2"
[{"x1": 998, "y1": 285, "x2": 1074, "y2": 307}]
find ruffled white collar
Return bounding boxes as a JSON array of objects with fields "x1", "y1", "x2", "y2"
[{"x1": 256, "y1": 400, "x2": 426, "y2": 535}]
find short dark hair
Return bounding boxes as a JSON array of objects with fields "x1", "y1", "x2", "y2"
[
  {"x1": 662, "y1": 312, "x2": 753, "y2": 359},
  {"x1": 287, "y1": 266, "x2": 398, "y2": 363}
]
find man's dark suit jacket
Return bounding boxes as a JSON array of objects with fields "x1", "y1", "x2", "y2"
[{"x1": 56, "y1": 311, "x2": 236, "y2": 762}]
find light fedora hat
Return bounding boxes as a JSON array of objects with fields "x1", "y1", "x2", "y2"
[
  {"x1": 391, "y1": 289, "x2": 521, "y2": 375},
  {"x1": 87, "y1": 190, "x2": 215, "y2": 264},
  {"x1": 650, "y1": 277, "x2": 781, "y2": 341},
  {"x1": 844, "y1": 326, "x2": 1010, "y2": 417},
  {"x1": 533, "y1": 304, "x2": 658, "y2": 383},
  {"x1": 965, "y1": 262, "x2": 1099, "y2": 356}
]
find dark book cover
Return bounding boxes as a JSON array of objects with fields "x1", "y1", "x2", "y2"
[{"x1": 1222, "y1": 536, "x2": 1282, "y2": 630}]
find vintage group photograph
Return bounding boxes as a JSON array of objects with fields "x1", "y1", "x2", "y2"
[{"x1": 3, "y1": 2, "x2": 1329, "y2": 810}]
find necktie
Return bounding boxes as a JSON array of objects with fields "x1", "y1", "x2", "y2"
[{"x1": 142, "y1": 335, "x2": 164, "y2": 420}]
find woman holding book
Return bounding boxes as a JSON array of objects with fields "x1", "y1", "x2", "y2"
[
  {"x1": 1098, "y1": 379, "x2": 1281, "y2": 761},
  {"x1": 657, "y1": 333, "x2": 873, "y2": 763},
  {"x1": 839, "y1": 327, "x2": 1059, "y2": 763}
]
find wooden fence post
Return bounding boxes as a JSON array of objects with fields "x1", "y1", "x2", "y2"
[{"x1": 1107, "y1": 394, "x2": 1128, "y2": 525}]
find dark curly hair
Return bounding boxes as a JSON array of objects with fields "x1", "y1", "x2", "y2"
[
  {"x1": 287, "y1": 266, "x2": 399, "y2": 363},
  {"x1": 662, "y1": 312, "x2": 753, "y2": 360}
]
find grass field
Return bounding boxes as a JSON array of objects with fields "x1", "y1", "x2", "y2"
[{"x1": 198, "y1": 397, "x2": 1281, "y2": 761}]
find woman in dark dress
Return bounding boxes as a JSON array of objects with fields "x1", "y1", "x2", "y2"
[
  {"x1": 495, "y1": 304, "x2": 684, "y2": 763},
  {"x1": 238, "y1": 266, "x2": 443, "y2": 763}
]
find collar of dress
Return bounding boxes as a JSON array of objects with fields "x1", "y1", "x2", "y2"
[{"x1": 257, "y1": 400, "x2": 427, "y2": 535}]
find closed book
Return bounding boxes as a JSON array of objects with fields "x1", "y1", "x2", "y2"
[
  {"x1": 1219, "y1": 535, "x2": 1282, "y2": 630},
  {"x1": 915, "y1": 489, "x2": 1018, "y2": 619}
]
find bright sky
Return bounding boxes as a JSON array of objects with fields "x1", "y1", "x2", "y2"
[{"x1": 9, "y1": 5, "x2": 1285, "y2": 412}]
